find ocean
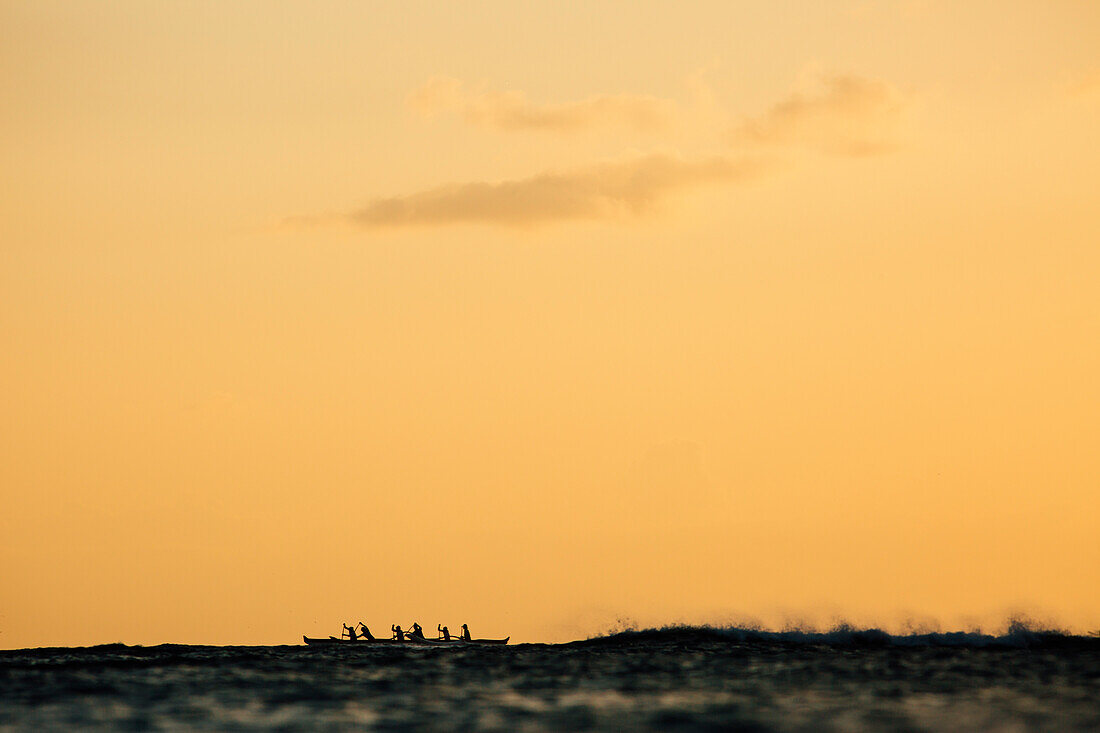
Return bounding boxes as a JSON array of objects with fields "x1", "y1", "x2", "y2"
[{"x1": 2, "y1": 627, "x2": 1097, "y2": 731}]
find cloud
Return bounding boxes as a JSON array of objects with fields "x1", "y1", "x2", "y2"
[
  {"x1": 290, "y1": 72, "x2": 909, "y2": 232},
  {"x1": 732, "y1": 75, "x2": 906, "y2": 156},
  {"x1": 407, "y1": 77, "x2": 677, "y2": 133},
  {"x1": 343, "y1": 153, "x2": 771, "y2": 229}
]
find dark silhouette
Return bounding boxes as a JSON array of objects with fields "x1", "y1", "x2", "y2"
[{"x1": 302, "y1": 622, "x2": 508, "y2": 645}]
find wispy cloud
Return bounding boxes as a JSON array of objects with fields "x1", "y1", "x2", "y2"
[
  {"x1": 341, "y1": 153, "x2": 771, "y2": 229},
  {"x1": 732, "y1": 74, "x2": 906, "y2": 156},
  {"x1": 407, "y1": 77, "x2": 677, "y2": 133},
  {"x1": 292, "y1": 72, "x2": 908, "y2": 232}
]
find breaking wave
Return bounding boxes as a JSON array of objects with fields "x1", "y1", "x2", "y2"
[{"x1": 576, "y1": 621, "x2": 1100, "y2": 649}]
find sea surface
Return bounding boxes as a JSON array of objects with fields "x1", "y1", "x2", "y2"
[{"x1": 2, "y1": 627, "x2": 1098, "y2": 731}]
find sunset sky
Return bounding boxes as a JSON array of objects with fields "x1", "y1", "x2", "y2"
[{"x1": 2, "y1": 1, "x2": 1099, "y2": 648}]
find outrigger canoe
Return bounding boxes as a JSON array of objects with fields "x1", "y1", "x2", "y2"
[{"x1": 303, "y1": 635, "x2": 508, "y2": 646}]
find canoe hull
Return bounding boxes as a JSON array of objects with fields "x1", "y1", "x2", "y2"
[{"x1": 302, "y1": 635, "x2": 508, "y2": 646}]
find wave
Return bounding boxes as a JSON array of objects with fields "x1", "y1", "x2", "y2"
[{"x1": 573, "y1": 622, "x2": 1100, "y2": 649}]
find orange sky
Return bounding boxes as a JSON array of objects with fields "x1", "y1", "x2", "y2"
[{"x1": 2, "y1": 1, "x2": 1099, "y2": 648}]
